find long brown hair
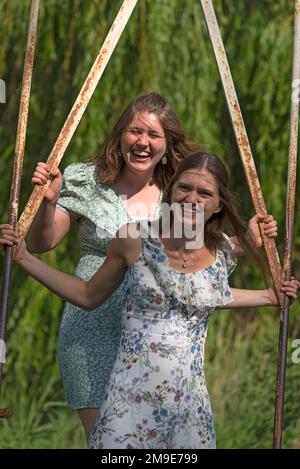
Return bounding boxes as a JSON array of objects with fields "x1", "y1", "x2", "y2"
[
  {"x1": 162, "y1": 152, "x2": 267, "y2": 272},
  {"x1": 94, "y1": 92, "x2": 200, "y2": 189}
]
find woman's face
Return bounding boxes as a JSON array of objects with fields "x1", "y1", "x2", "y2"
[
  {"x1": 120, "y1": 112, "x2": 167, "y2": 176},
  {"x1": 171, "y1": 169, "x2": 221, "y2": 227}
]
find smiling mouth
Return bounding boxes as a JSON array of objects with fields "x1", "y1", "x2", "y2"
[
  {"x1": 131, "y1": 150, "x2": 151, "y2": 160},
  {"x1": 180, "y1": 204, "x2": 202, "y2": 213}
]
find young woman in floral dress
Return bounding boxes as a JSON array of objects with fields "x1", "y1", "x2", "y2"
[{"x1": 1, "y1": 152, "x2": 296, "y2": 449}]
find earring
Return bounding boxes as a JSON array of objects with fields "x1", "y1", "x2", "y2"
[{"x1": 161, "y1": 155, "x2": 167, "y2": 165}]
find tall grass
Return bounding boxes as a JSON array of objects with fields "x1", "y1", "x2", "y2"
[
  {"x1": 206, "y1": 307, "x2": 300, "y2": 448},
  {"x1": 0, "y1": 0, "x2": 299, "y2": 448}
]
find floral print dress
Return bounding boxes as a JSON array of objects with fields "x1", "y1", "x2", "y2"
[{"x1": 88, "y1": 224, "x2": 236, "y2": 449}]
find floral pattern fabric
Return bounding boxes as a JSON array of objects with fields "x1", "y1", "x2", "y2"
[{"x1": 88, "y1": 223, "x2": 236, "y2": 449}]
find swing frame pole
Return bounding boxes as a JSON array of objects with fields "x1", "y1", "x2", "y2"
[
  {"x1": 200, "y1": 0, "x2": 283, "y2": 303},
  {"x1": 0, "y1": 0, "x2": 40, "y2": 418},
  {"x1": 16, "y1": 0, "x2": 138, "y2": 244},
  {"x1": 273, "y1": 0, "x2": 300, "y2": 448}
]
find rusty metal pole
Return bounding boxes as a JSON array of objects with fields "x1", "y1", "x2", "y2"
[
  {"x1": 200, "y1": 0, "x2": 283, "y2": 302},
  {"x1": 16, "y1": 0, "x2": 138, "y2": 243},
  {"x1": 273, "y1": 0, "x2": 300, "y2": 449},
  {"x1": 0, "y1": 0, "x2": 40, "y2": 419}
]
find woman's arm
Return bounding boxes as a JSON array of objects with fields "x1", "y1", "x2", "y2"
[
  {"x1": 225, "y1": 288, "x2": 273, "y2": 308},
  {"x1": 26, "y1": 202, "x2": 74, "y2": 252},
  {"x1": 219, "y1": 281, "x2": 299, "y2": 309},
  {"x1": 26, "y1": 163, "x2": 74, "y2": 252},
  {"x1": 231, "y1": 214, "x2": 278, "y2": 257},
  {"x1": 17, "y1": 236, "x2": 128, "y2": 311}
]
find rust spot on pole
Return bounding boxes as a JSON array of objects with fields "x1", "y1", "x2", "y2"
[{"x1": 0, "y1": 409, "x2": 12, "y2": 419}]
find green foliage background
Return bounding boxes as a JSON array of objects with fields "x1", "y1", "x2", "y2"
[{"x1": 0, "y1": 0, "x2": 299, "y2": 448}]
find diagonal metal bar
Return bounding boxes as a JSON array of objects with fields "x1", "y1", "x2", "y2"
[
  {"x1": 16, "y1": 0, "x2": 138, "y2": 243},
  {"x1": 273, "y1": 0, "x2": 300, "y2": 449},
  {"x1": 0, "y1": 0, "x2": 40, "y2": 416},
  {"x1": 200, "y1": 0, "x2": 283, "y2": 304}
]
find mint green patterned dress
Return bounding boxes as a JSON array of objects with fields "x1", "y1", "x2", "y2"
[{"x1": 56, "y1": 162, "x2": 161, "y2": 409}]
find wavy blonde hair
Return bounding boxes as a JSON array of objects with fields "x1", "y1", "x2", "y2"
[{"x1": 94, "y1": 92, "x2": 201, "y2": 189}]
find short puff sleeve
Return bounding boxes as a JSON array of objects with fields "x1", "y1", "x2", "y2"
[{"x1": 57, "y1": 163, "x2": 90, "y2": 219}]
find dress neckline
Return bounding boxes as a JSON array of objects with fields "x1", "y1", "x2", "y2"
[
  {"x1": 111, "y1": 182, "x2": 162, "y2": 221},
  {"x1": 155, "y1": 237, "x2": 219, "y2": 275}
]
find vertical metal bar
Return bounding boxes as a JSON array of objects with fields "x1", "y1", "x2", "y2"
[
  {"x1": 273, "y1": 0, "x2": 300, "y2": 448},
  {"x1": 0, "y1": 0, "x2": 40, "y2": 404},
  {"x1": 200, "y1": 0, "x2": 283, "y2": 303},
  {"x1": 16, "y1": 0, "x2": 138, "y2": 243}
]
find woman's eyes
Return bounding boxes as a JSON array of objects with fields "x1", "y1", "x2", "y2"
[
  {"x1": 128, "y1": 129, "x2": 161, "y2": 139},
  {"x1": 177, "y1": 185, "x2": 211, "y2": 196}
]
